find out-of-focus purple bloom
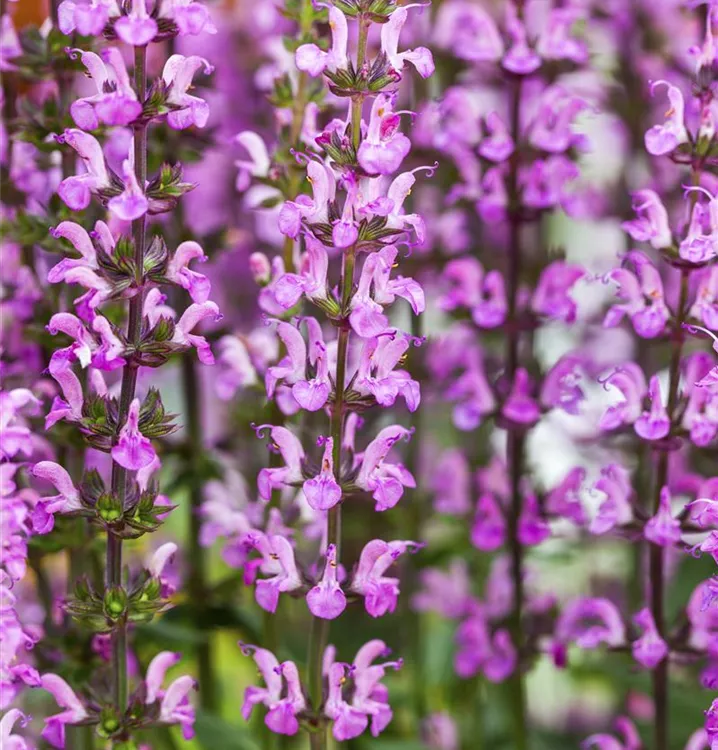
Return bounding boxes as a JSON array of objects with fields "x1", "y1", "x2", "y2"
[
  {"x1": 632, "y1": 608, "x2": 668, "y2": 669},
  {"x1": 644, "y1": 81, "x2": 689, "y2": 156}
]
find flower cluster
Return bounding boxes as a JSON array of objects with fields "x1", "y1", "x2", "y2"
[
  {"x1": 0, "y1": 1, "x2": 219, "y2": 745},
  {"x1": 216, "y1": 0, "x2": 433, "y2": 742}
]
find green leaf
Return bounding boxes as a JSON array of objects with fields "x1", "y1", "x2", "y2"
[{"x1": 194, "y1": 710, "x2": 260, "y2": 750}]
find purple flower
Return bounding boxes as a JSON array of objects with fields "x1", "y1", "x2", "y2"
[
  {"x1": 632, "y1": 608, "x2": 668, "y2": 669},
  {"x1": 171, "y1": 300, "x2": 222, "y2": 364},
  {"x1": 111, "y1": 398, "x2": 156, "y2": 471},
  {"x1": 107, "y1": 158, "x2": 148, "y2": 221},
  {"x1": 354, "y1": 331, "x2": 421, "y2": 412},
  {"x1": 518, "y1": 491, "x2": 550, "y2": 546},
  {"x1": 603, "y1": 251, "x2": 670, "y2": 338},
  {"x1": 355, "y1": 426, "x2": 415, "y2": 511},
  {"x1": 502, "y1": 368, "x2": 540, "y2": 426},
  {"x1": 589, "y1": 463, "x2": 634, "y2": 534},
  {"x1": 0, "y1": 708, "x2": 30, "y2": 750},
  {"x1": 358, "y1": 94, "x2": 411, "y2": 176},
  {"x1": 555, "y1": 598, "x2": 626, "y2": 652},
  {"x1": 307, "y1": 544, "x2": 346, "y2": 620},
  {"x1": 162, "y1": 55, "x2": 214, "y2": 130},
  {"x1": 598, "y1": 363, "x2": 647, "y2": 431},
  {"x1": 545, "y1": 467, "x2": 586, "y2": 525},
  {"x1": 690, "y1": 266, "x2": 718, "y2": 329},
  {"x1": 295, "y1": 6, "x2": 348, "y2": 76},
  {"x1": 303, "y1": 437, "x2": 341, "y2": 511},
  {"x1": 56, "y1": 129, "x2": 110, "y2": 211},
  {"x1": 644, "y1": 81, "x2": 689, "y2": 156},
  {"x1": 381, "y1": 7, "x2": 434, "y2": 79},
  {"x1": 266, "y1": 320, "x2": 330, "y2": 411},
  {"x1": 531, "y1": 261, "x2": 584, "y2": 323},
  {"x1": 679, "y1": 187, "x2": 718, "y2": 264},
  {"x1": 431, "y1": 450, "x2": 471, "y2": 515},
  {"x1": 528, "y1": 86, "x2": 589, "y2": 154},
  {"x1": 541, "y1": 354, "x2": 586, "y2": 415},
  {"x1": 246, "y1": 533, "x2": 302, "y2": 613},
  {"x1": 256, "y1": 425, "x2": 305, "y2": 501},
  {"x1": 635, "y1": 375, "x2": 670, "y2": 441},
  {"x1": 69, "y1": 48, "x2": 141, "y2": 129},
  {"x1": 144, "y1": 651, "x2": 196, "y2": 740},
  {"x1": 582, "y1": 716, "x2": 642, "y2": 750},
  {"x1": 325, "y1": 640, "x2": 402, "y2": 740},
  {"x1": 39, "y1": 673, "x2": 89, "y2": 749},
  {"x1": 536, "y1": 7, "x2": 588, "y2": 63},
  {"x1": 240, "y1": 645, "x2": 305, "y2": 735},
  {"x1": 30, "y1": 461, "x2": 83, "y2": 534},
  {"x1": 479, "y1": 112, "x2": 514, "y2": 163},
  {"x1": 644, "y1": 487, "x2": 681, "y2": 546},
  {"x1": 45, "y1": 349, "x2": 85, "y2": 428},
  {"x1": 272, "y1": 235, "x2": 329, "y2": 309},
  {"x1": 279, "y1": 161, "x2": 335, "y2": 237},
  {"x1": 502, "y1": 6, "x2": 541, "y2": 75},
  {"x1": 166, "y1": 241, "x2": 211, "y2": 303},
  {"x1": 350, "y1": 539, "x2": 421, "y2": 617},
  {"x1": 621, "y1": 189, "x2": 672, "y2": 249},
  {"x1": 434, "y1": 2, "x2": 503, "y2": 62},
  {"x1": 422, "y1": 712, "x2": 459, "y2": 750},
  {"x1": 440, "y1": 257, "x2": 507, "y2": 328},
  {"x1": 57, "y1": 0, "x2": 115, "y2": 37},
  {"x1": 114, "y1": 0, "x2": 158, "y2": 46},
  {"x1": 471, "y1": 493, "x2": 505, "y2": 551},
  {"x1": 412, "y1": 561, "x2": 472, "y2": 619}
]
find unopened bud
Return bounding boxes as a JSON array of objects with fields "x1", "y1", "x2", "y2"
[
  {"x1": 249, "y1": 252, "x2": 271, "y2": 286},
  {"x1": 104, "y1": 586, "x2": 128, "y2": 620}
]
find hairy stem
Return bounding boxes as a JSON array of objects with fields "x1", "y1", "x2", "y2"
[
  {"x1": 504, "y1": 67, "x2": 528, "y2": 749},
  {"x1": 107, "y1": 43, "x2": 148, "y2": 725},
  {"x1": 650, "y1": 268, "x2": 689, "y2": 750},
  {"x1": 305, "y1": 20, "x2": 366, "y2": 743}
]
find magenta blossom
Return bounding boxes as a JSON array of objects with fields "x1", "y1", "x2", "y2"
[
  {"x1": 350, "y1": 539, "x2": 422, "y2": 617},
  {"x1": 39, "y1": 673, "x2": 90, "y2": 749},
  {"x1": 240, "y1": 645, "x2": 305, "y2": 735},
  {"x1": 111, "y1": 398, "x2": 156, "y2": 471},
  {"x1": 144, "y1": 651, "x2": 196, "y2": 739},
  {"x1": 307, "y1": 544, "x2": 346, "y2": 620}
]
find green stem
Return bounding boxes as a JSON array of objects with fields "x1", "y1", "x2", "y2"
[{"x1": 107, "y1": 43, "x2": 148, "y2": 726}]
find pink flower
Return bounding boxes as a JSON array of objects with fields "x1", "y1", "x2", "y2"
[
  {"x1": 39, "y1": 673, "x2": 89, "y2": 749},
  {"x1": 144, "y1": 651, "x2": 196, "y2": 740},
  {"x1": 295, "y1": 6, "x2": 348, "y2": 76},
  {"x1": 358, "y1": 94, "x2": 411, "y2": 176},
  {"x1": 162, "y1": 55, "x2": 214, "y2": 130},
  {"x1": 30, "y1": 462, "x2": 83, "y2": 534},
  {"x1": 355, "y1": 426, "x2": 415, "y2": 511},
  {"x1": 644, "y1": 81, "x2": 689, "y2": 156},
  {"x1": 69, "y1": 48, "x2": 141, "y2": 129},
  {"x1": 111, "y1": 398, "x2": 156, "y2": 471},
  {"x1": 350, "y1": 539, "x2": 421, "y2": 617},
  {"x1": 303, "y1": 437, "x2": 341, "y2": 511},
  {"x1": 307, "y1": 544, "x2": 346, "y2": 620},
  {"x1": 380, "y1": 7, "x2": 434, "y2": 79},
  {"x1": 644, "y1": 487, "x2": 681, "y2": 546},
  {"x1": 632, "y1": 608, "x2": 668, "y2": 669},
  {"x1": 240, "y1": 645, "x2": 305, "y2": 735},
  {"x1": 635, "y1": 375, "x2": 670, "y2": 441},
  {"x1": 114, "y1": 0, "x2": 158, "y2": 46}
]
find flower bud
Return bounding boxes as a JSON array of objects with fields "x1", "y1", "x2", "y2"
[{"x1": 249, "y1": 252, "x2": 271, "y2": 286}]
